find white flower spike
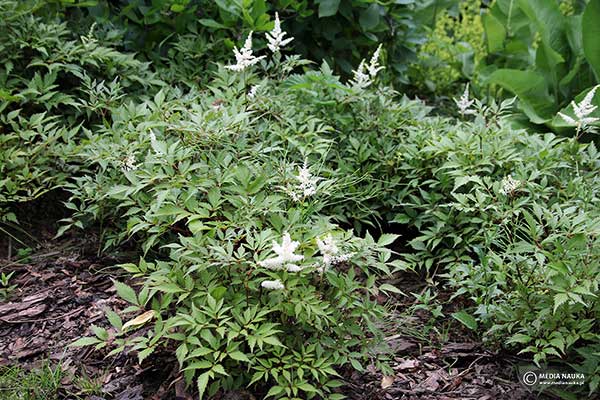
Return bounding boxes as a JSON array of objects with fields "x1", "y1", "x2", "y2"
[
  {"x1": 248, "y1": 85, "x2": 260, "y2": 99},
  {"x1": 558, "y1": 85, "x2": 600, "y2": 135},
  {"x1": 454, "y1": 84, "x2": 476, "y2": 116},
  {"x1": 350, "y1": 45, "x2": 384, "y2": 90},
  {"x1": 499, "y1": 175, "x2": 521, "y2": 196},
  {"x1": 226, "y1": 31, "x2": 266, "y2": 72},
  {"x1": 261, "y1": 279, "x2": 285, "y2": 290},
  {"x1": 258, "y1": 232, "x2": 305, "y2": 272},
  {"x1": 316, "y1": 234, "x2": 353, "y2": 272},
  {"x1": 350, "y1": 60, "x2": 372, "y2": 90},
  {"x1": 367, "y1": 44, "x2": 384, "y2": 78},
  {"x1": 266, "y1": 12, "x2": 294, "y2": 53},
  {"x1": 285, "y1": 161, "x2": 320, "y2": 202},
  {"x1": 121, "y1": 153, "x2": 137, "y2": 172}
]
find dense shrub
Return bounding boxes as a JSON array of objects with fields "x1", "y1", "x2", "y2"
[
  {"x1": 46, "y1": 0, "x2": 452, "y2": 85},
  {"x1": 0, "y1": 0, "x2": 160, "y2": 222}
]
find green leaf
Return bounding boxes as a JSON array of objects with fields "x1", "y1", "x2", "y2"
[
  {"x1": 184, "y1": 360, "x2": 213, "y2": 371},
  {"x1": 583, "y1": 0, "x2": 600, "y2": 79},
  {"x1": 517, "y1": 0, "x2": 566, "y2": 71},
  {"x1": 379, "y1": 283, "x2": 406, "y2": 296},
  {"x1": 483, "y1": 13, "x2": 506, "y2": 53},
  {"x1": 69, "y1": 337, "x2": 101, "y2": 347},
  {"x1": 377, "y1": 233, "x2": 399, "y2": 247},
  {"x1": 452, "y1": 175, "x2": 483, "y2": 192},
  {"x1": 212, "y1": 364, "x2": 228, "y2": 376},
  {"x1": 228, "y1": 351, "x2": 250, "y2": 362},
  {"x1": 265, "y1": 385, "x2": 284, "y2": 398},
  {"x1": 112, "y1": 280, "x2": 138, "y2": 305},
  {"x1": 318, "y1": 0, "x2": 340, "y2": 17},
  {"x1": 451, "y1": 311, "x2": 478, "y2": 330},
  {"x1": 263, "y1": 336, "x2": 285, "y2": 348},
  {"x1": 197, "y1": 371, "x2": 211, "y2": 400},
  {"x1": 507, "y1": 333, "x2": 532, "y2": 344},
  {"x1": 138, "y1": 346, "x2": 155, "y2": 363},
  {"x1": 359, "y1": 4, "x2": 380, "y2": 31},
  {"x1": 553, "y1": 293, "x2": 569, "y2": 313},
  {"x1": 105, "y1": 309, "x2": 123, "y2": 331},
  {"x1": 487, "y1": 69, "x2": 555, "y2": 123},
  {"x1": 170, "y1": 3, "x2": 185, "y2": 12},
  {"x1": 297, "y1": 382, "x2": 318, "y2": 392}
]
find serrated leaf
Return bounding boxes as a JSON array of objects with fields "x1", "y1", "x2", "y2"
[
  {"x1": 197, "y1": 371, "x2": 211, "y2": 400},
  {"x1": 451, "y1": 311, "x2": 478, "y2": 330},
  {"x1": 554, "y1": 293, "x2": 569, "y2": 313},
  {"x1": 228, "y1": 351, "x2": 250, "y2": 362},
  {"x1": 105, "y1": 309, "x2": 123, "y2": 331},
  {"x1": 113, "y1": 280, "x2": 138, "y2": 305}
]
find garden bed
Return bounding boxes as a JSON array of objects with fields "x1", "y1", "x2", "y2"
[{"x1": 1, "y1": 238, "x2": 538, "y2": 399}]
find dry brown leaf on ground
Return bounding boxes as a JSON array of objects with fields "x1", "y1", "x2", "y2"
[
  {"x1": 122, "y1": 310, "x2": 155, "y2": 331},
  {"x1": 381, "y1": 375, "x2": 395, "y2": 389}
]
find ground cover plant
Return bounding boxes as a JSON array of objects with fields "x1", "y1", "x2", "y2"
[{"x1": 1, "y1": 0, "x2": 600, "y2": 399}]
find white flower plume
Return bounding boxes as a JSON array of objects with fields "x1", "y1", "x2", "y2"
[
  {"x1": 266, "y1": 12, "x2": 293, "y2": 53},
  {"x1": 261, "y1": 279, "x2": 285, "y2": 290},
  {"x1": 349, "y1": 60, "x2": 372, "y2": 90},
  {"x1": 558, "y1": 85, "x2": 600, "y2": 134},
  {"x1": 258, "y1": 232, "x2": 305, "y2": 272},
  {"x1": 285, "y1": 161, "x2": 320, "y2": 202},
  {"x1": 499, "y1": 175, "x2": 521, "y2": 196},
  {"x1": 454, "y1": 84, "x2": 476, "y2": 116},
  {"x1": 367, "y1": 44, "x2": 384, "y2": 77},
  {"x1": 316, "y1": 234, "x2": 353, "y2": 272},
  {"x1": 226, "y1": 32, "x2": 266, "y2": 72},
  {"x1": 349, "y1": 44, "x2": 384, "y2": 90},
  {"x1": 121, "y1": 153, "x2": 138, "y2": 172},
  {"x1": 248, "y1": 84, "x2": 260, "y2": 99}
]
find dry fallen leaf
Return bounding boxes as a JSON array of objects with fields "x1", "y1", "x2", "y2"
[
  {"x1": 396, "y1": 358, "x2": 419, "y2": 371},
  {"x1": 381, "y1": 375, "x2": 395, "y2": 389},
  {"x1": 122, "y1": 310, "x2": 155, "y2": 331}
]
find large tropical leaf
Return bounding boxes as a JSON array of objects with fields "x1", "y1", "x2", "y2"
[
  {"x1": 488, "y1": 69, "x2": 555, "y2": 124},
  {"x1": 583, "y1": 0, "x2": 600, "y2": 80},
  {"x1": 517, "y1": 0, "x2": 567, "y2": 74}
]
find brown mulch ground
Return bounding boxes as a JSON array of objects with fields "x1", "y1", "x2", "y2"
[{"x1": 0, "y1": 239, "x2": 542, "y2": 400}]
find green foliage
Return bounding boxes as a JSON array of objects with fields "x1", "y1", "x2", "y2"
[
  {"x1": 44, "y1": 0, "x2": 447, "y2": 85},
  {"x1": 2, "y1": 1, "x2": 600, "y2": 397},
  {"x1": 0, "y1": 0, "x2": 161, "y2": 221},
  {"x1": 63, "y1": 47, "x2": 402, "y2": 398},
  {"x1": 409, "y1": 0, "x2": 485, "y2": 95},
  {"x1": 482, "y1": 0, "x2": 600, "y2": 131},
  {"x1": 0, "y1": 362, "x2": 63, "y2": 400}
]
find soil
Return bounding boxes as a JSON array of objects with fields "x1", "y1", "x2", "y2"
[{"x1": 0, "y1": 237, "x2": 545, "y2": 400}]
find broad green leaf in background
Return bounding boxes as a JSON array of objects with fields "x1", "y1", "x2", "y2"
[
  {"x1": 487, "y1": 69, "x2": 555, "y2": 123},
  {"x1": 517, "y1": 0, "x2": 567, "y2": 72},
  {"x1": 583, "y1": 0, "x2": 600, "y2": 80},
  {"x1": 483, "y1": 13, "x2": 506, "y2": 53},
  {"x1": 359, "y1": 4, "x2": 381, "y2": 31},
  {"x1": 317, "y1": 0, "x2": 340, "y2": 18}
]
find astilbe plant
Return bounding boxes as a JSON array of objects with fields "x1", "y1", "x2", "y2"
[{"x1": 67, "y1": 18, "x2": 400, "y2": 400}]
